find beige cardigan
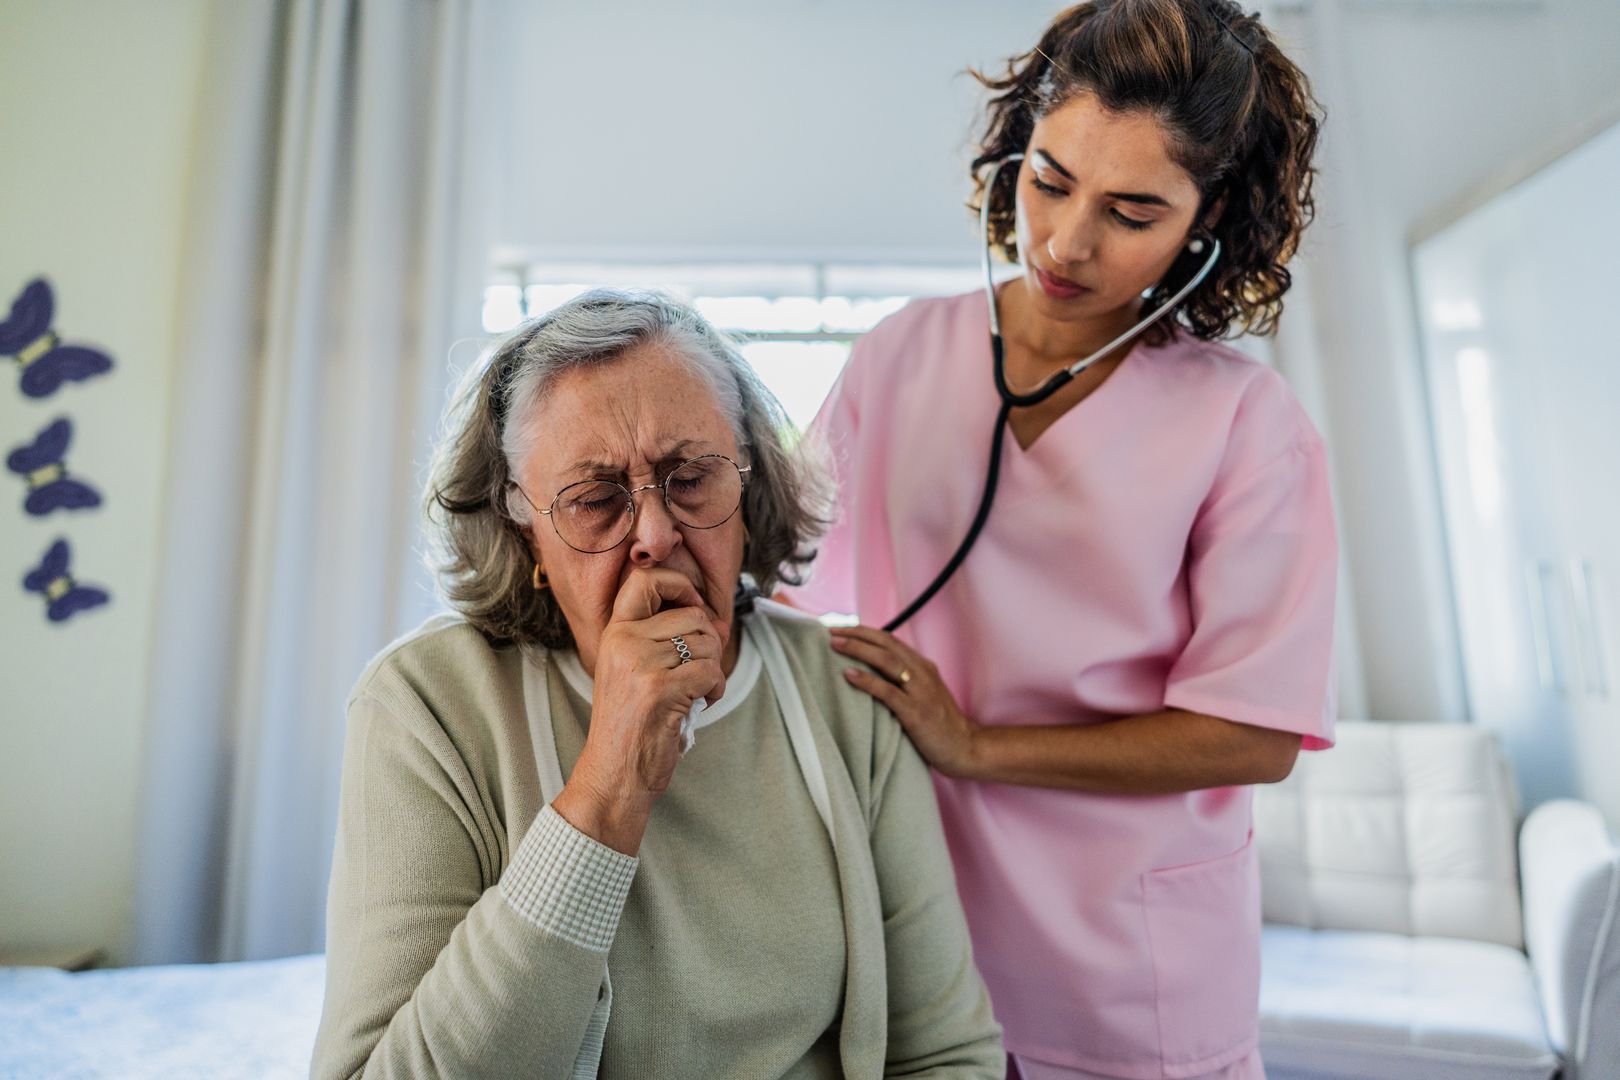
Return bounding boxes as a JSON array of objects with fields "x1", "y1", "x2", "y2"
[{"x1": 311, "y1": 604, "x2": 1003, "y2": 1078}]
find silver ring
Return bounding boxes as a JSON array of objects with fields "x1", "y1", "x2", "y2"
[{"x1": 671, "y1": 635, "x2": 694, "y2": 664}]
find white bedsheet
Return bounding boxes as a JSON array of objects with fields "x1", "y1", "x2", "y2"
[{"x1": 0, "y1": 953, "x2": 325, "y2": 1079}]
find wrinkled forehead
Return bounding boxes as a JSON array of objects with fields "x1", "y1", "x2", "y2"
[{"x1": 521, "y1": 346, "x2": 738, "y2": 483}]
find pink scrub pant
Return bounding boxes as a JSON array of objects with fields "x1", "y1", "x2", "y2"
[{"x1": 1007, "y1": 1050, "x2": 1265, "y2": 1080}]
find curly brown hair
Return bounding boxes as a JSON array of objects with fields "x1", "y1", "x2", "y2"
[{"x1": 970, "y1": 0, "x2": 1322, "y2": 340}]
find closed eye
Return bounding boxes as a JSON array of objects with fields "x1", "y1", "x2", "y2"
[
  {"x1": 1033, "y1": 176, "x2": 1155, "y2": 231},
  {"x1": 1110, "y1": 209, "x2": 1153, "y2": 231}
]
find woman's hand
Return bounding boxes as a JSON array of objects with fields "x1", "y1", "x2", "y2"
[
  {"x1": 830, "y1": 625, "x2": 984, "y2": 779},
  {"x1": 554, "y1": 568, "x2": 728, "y2": 854}
]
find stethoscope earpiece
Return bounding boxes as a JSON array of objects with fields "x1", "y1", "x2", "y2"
[{"x1": 1188, "y1": 237, "x2": 1207, "y2": 254}]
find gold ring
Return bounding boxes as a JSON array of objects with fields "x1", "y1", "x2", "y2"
[{"x1": 898, "y1": 668, "x2": 912, "y2": 686}]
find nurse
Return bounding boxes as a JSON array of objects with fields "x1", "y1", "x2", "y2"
[{"x1": 783, "y1": 2, "x2": 1335, "y2": 1078}]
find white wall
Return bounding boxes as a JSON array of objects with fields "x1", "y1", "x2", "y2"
[
  {"x1": 1271, "y1": 0, "x2": 1620, "y2": 725},
  {"x1": 502, "y1": 0, "x2": 1066, "y2": 265},
  {"x1": 0, "y1": 1, "x2": 211, "y2": 963}
]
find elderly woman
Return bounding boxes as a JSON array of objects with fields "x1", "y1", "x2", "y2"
[{"x1": 310, "y1": 289, "x2": 1003, "y2": 1079}]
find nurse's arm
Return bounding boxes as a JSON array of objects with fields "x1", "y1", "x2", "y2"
[
  {"x1": 958, "y1": 709, "x2": 1302, "y2": 794},
  {"x1": 830, "y1": 626, "x2": 1300, "y2": 794}
]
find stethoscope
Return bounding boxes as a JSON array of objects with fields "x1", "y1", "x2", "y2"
[{"x1": 882, "y1": 153, "x2": 1224, "y2": 632}]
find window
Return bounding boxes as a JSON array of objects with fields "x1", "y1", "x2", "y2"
[{"x1": 482, "y1": 261, "x2": 982, "y2": 430}]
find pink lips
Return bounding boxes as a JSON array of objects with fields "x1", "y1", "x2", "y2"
[{"x1": 1035, "y1": 267, "x2": 1089, "y2": 300}]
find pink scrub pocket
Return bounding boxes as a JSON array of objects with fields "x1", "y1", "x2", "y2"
[{"x1": 1141, "y1": 832, "x2": 1262, "y2": 1076}]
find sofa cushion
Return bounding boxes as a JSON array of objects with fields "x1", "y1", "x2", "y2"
[
  {"x1": 1255, "y1": 720, "x2": 1524, "y2": 947},
  {"x1": 1259, "y1": 925, "x2": 1557, "y2": 1080}
]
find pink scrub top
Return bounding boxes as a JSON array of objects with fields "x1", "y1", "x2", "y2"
[{"x1": 783, "y1": 291, "x2": 1337, "y2": 1080}]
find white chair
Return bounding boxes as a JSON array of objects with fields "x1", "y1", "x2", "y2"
[{"x1": 1255, "y1": 721, "x2": 1620, "y2": 1080}]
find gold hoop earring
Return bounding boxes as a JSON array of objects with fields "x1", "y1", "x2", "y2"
[{"x1": 532, "y1": 562, "x2": 548, "y2": 591}]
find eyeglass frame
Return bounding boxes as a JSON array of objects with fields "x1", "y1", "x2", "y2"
[{"x1": 510, "y1": 452, "x2": 752, "y2": 554}]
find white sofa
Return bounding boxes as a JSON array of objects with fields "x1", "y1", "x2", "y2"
[{"x1": 1255, "y1": 721, "x2": 1620, "y2": 1080}]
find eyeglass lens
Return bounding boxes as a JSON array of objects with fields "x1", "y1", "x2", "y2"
[{"x1": 551, "y1": 455, "x2": 744, "y2": 553}]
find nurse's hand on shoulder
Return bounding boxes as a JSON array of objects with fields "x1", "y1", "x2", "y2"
[{"x1": 830, "y1": 625, "x2": 983, "y2": 778}]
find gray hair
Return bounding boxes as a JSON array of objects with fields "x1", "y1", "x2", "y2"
[{"x1": 425, "y1": 288, "x2": 831, "y2": 647}]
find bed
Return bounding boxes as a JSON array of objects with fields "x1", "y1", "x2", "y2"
[{"x1": 0, "y1": 953, "x2": 325, "y2": 1079}]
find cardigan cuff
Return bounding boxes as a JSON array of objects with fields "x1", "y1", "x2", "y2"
[{"x1": 499, "y1": 803, "x2": 639, "y2": 953}]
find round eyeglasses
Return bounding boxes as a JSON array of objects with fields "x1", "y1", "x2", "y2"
[{"x1": 513, "y1": 453, "x2": 751, "y2": 554}]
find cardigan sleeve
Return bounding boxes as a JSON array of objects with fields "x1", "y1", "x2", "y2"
[
  {"x1": 310, "y1": 691, "x2": 635, "y2": 1079},
  {"x1": 868, "y1": 704, "x2": 1006, "y2": 1076}
]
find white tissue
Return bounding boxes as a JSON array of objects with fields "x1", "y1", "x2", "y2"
[{"x1": 679, "y1": 697, "x2": 707, "y2": 755}]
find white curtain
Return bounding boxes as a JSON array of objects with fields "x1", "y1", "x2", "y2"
[{"x1": 132, "y1": 0, "x2": 509, "y2": 964}]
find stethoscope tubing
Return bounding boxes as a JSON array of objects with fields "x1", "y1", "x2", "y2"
[{"x1": 881, "y1": 154, "x2": 1222, "y2": 633}]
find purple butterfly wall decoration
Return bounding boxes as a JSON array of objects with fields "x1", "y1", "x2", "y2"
[
  {"x1": 1, "y1": 278, "x2": 115, "y2": 398},
  {"x1": 7, "y1": 417, "x2": 102, "y2": 515},
  {"x1": 23, "y1": 538, "x2": 110, "y2": 622}
]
